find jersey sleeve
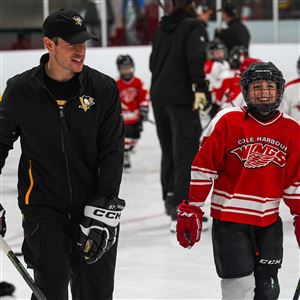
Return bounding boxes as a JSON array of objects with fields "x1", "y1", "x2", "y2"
[{"x1": 189, "y1": 112, "x2": 227, "y2": 207}]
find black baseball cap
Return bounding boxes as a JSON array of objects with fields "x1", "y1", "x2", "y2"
[
  {"x1": 217, "y1": 3, "x2": 237, "y2": 17},
  {"x1": 43, "y1": 9, "x2": 98, "y2": 44}
]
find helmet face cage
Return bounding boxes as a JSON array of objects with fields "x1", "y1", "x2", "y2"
[
  {"x1": 241, "y1": 62, "x2": 285, "y2": 116},
  {"x1": 297, "y1": 56, "x2": 300, "y2": 76},
  {"x1": 228, "y1": 46, "x2": 248, "y2": 69}
]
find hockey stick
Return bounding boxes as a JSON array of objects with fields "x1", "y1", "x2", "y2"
[
  {"x1": 293, "y1": 277, "x2": 300, "y2": 300},
  {"x1": 0, "y1": 235, "x2": 47, "y2": 300},
  {"x1": 146, "y1": 118, "x2": 156, "y2": 125}
]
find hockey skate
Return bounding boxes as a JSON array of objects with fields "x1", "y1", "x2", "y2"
[
  {"x1": 164, "y1": 191, "x2": 174, "y2": 216},
  {"x1": 202, "y1": 216, "x2": 209, "y2": 231},
  {"x1": 169, "y1": 206, "x2": 178, "y2": 233},
  {"x1": 123, "y1": 151, "x2": 131, "y2": 170},
  {"x1": 169, "y1": 220, "x2": 177, "y2": 233}
]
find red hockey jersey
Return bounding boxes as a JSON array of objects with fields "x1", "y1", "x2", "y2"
[
  {"x1": 214, "y1": 70, "x2": 241, "y2": 106},
  {"x1": 280, "y1": 78, "x2": 300, "y2": 121},
  {"x1": 116, "y1": 77, "x2": 148, "y2": 125},
  {"x1": 189, "y1": 107, "x2": 300, "y2": 227}
]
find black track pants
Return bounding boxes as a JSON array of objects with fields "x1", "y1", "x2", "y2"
[
  {"x1": 22, "y1": 215, "x2": 118, "y2": 300},
  {"x1": 152, "y1": 104, "x2": 201, "y2": 218}
]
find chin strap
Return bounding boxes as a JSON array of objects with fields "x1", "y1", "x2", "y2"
[
  {"x1": 248, "y1": 107, "x2": 278, "y2": 121},
  {"x1": 247, "y1": 102, "x2": 279, "y2": 121}
]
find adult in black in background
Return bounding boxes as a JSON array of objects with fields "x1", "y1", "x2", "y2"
[
  {"x1": 215, "y1": 3, "x2": 250, "y2": 53},
  {"x1": 150, "y1": 0, "x2": 209, "y2": 232}
]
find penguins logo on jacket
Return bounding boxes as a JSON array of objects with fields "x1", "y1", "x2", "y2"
[{"x1": 79, "y1": 95, "x2": 95, "y2": 112}]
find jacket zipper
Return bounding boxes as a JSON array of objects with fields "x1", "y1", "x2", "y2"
[
  {"x1": 36, "y1": 79, "x2": 82, "y2": 220},
  {"x1": 38, "y1": 81, "x2": 74, "y2": 219},
  {"x1": 59, "y1": 106, "x2": 73, "y2": 216},
  {"x1": 25, "y1": 160, "x2": 34, "y2": 205}
]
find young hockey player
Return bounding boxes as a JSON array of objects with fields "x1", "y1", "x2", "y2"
[
  {"x1": 280, "y1": 56, "x2": 300, "y2": 121},
  {"x1": 176, "y1": 62, "x2": 300, "y2": 299},
  {"x1": 205, "y1": 41, "x2": 230, "y2": 92},
  {"x1": 213, "y1": 45, "x2": 243, "y2": 109},
  {"x1": 116, "y1": 55, "x2": 148, "y2": 169}
]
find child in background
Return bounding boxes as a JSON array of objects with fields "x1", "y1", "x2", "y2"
[
  {"x1": 280, "y1": 56, "x2": 300, "y2": 121},
  {"x1": 116, "y1": 55, "x2": 149, "y2": 169},
  {"x1": 205, "y1": 41, "x2": 230, "y2": 94}
]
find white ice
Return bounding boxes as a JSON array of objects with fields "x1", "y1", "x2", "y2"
[{"x1": 0, "y1": 117, "x2": 299, "y2": 300}]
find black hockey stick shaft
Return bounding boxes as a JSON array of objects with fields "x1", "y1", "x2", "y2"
[
  {"x1": 0, "y1": 236, "x2": 47, "y2": 300},
  {"x1": 146, "y1": 118, "x2": 156, "y2": 125},
  {"x1": 293, "y1": 276, "x2": 300, "y2": 300}
]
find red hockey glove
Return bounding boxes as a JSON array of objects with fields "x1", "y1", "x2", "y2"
[
  {"x1": 79, "y1": 197, "x2": 125, "y2": 264},
  {"x1": 176, "y1": 200, "x2": 203, "y2": 248},
  {"x1": 294, "y1": 216, "x2": 300, "y2": 247},
  {"x1": 0, "y1": 204, "x2": 7, "y2": 237}
]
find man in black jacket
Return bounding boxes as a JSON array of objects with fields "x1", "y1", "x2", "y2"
[
  {"x1": 0, "y1": 9, "x2": 125, "y2": 300},
  {"x1": 215, "y1": 3, "x2": 250, "y2": 53},
  {"x1": 150, "y1": 0, "x2": 209, "y2": 232}
]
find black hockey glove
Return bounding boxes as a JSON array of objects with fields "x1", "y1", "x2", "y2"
[
  {"x1": 0, "y1": 204, "x2": 7, "y2": 237},
  {"x1": 139, "y1": 105, "x2": 149, "y2": 121},
  {"x1": 79, "y1": 197, "x2": 125, "y2": 264}
]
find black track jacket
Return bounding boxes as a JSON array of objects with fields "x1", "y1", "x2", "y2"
[
  {"x1": 150, "y1": 9, "x2": 208, "y2": 106},
  {"x1": 0, "y1": 54, "x2": 124, "y2": 223}
]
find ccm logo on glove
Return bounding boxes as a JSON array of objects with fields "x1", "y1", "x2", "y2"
[
  {"x1": 79, "y1": 197, "x2": 125, "y2": 264},
  {"x1": 93, "y1": 209, "x2": 121, "y2": 219}
]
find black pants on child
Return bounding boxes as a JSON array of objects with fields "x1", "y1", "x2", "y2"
[
  {"x1": 212, "y1": 218, "x2": 283, "y2": 300},
  {"x1": 22, "y1": 215, "x2": 118, "y2": 300}
]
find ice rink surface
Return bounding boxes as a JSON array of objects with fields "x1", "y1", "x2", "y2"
[{"x1": 0, "y1": 118, "x2": 299, "y2": 299}]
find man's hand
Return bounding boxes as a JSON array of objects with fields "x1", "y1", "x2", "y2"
[
  {"x1": 0, "y1": 204, "x2": 7, "y2": 237},
  {"x1": 176, "y1": 200, "x2": 203, "y2": 248},
  {"x1": 193, "y1": 92, "x2": 211, "y2": 112},
  {"x1": 79, "y1": 197, "x2": 125, "y2": 264},
  {"x1": 294, "y1": 216, "x2": 300, "y2": 247}
]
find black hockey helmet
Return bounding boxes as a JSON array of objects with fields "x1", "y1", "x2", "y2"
[
  {"x1": 297, "y1": 56, "x2": 300, "y2": 76},
  {"x1": 240, "y1": 62, "x2": 285, "y2": 118},
  {"x1": 207, "y1": 41, "x2": 227, "y2": 61},
  {"x1": 207, "y1": 40, "x2": 226, "y2": 52},
  {"x1": 116, "y1": 55, "x2": 134, "y2": 69},
  {"x1": 228, "y1": 45, "x2": 248, "y2": 69}
]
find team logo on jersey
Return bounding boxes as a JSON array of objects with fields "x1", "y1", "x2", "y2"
[
  {"x1": 230, "y1": 143, "x2": 287, "y2": 169},
  {"x1": 79, "y1": 95, "x2": 95, "y2": 112},
  {"x1": 73, "y1": 16, "x2": 83, "y2": 26},
  {"x1": 120, "y1": 87, "x2": 137, "y2": 103}
]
